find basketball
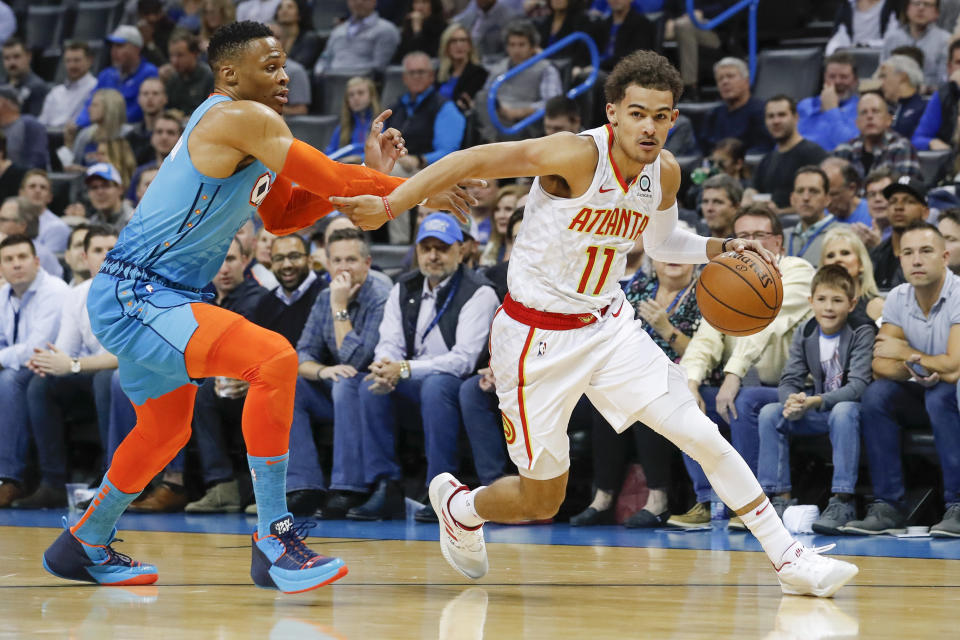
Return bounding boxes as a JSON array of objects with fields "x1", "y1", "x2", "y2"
[{"x1": 696, "y1": 251, "x2": 782, "y2": 336}]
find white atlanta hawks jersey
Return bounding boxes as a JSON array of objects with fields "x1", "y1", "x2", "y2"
[{"x1": 507, "y1": 124, "x2": 667, "y2": 314}]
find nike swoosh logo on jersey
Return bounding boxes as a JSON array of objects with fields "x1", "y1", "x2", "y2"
[
  {"x1": 599, "y1": 187, "x2": 615, "y2": 193},
  {"x1": 611, "y1": 301, "x2": 624, "y2": 317}
]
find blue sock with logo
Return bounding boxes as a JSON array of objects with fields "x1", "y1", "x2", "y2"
[
  {"x1": 247, "y1": 453, "x2": 290, "y2": 538},
  {"x1": 70, "y1": 476, "x2": 141, "y2": 545}
]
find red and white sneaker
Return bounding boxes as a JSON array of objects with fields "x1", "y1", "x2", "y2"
[
  {"x1": 429, "y1": 473, "x2": 488, "y2": 579},
  {"x1": 776, "y1": 543, "x2": 859, "y2": 597}
]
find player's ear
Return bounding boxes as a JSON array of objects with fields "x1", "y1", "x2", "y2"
[{"x1": 605, "y1": 102, "x2": 617, "y2": 126}]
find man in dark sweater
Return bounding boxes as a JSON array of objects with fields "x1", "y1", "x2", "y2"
[
  {"x1": 700, "y1": 57, "x2": 772, "y2": 154},
  {"x1": 870, "y1": 176, "x2": 930, "y2": 291},
  {"x1": 751, "y1": 95, "x2": 828, "y2": 211}
]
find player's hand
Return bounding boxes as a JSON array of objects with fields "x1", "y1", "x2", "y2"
[
  {"x1": 319, "y1": 363, "x2": 358, "y2": 382},
  {"x1": 715, "y1": 374, "x2": 741, "y2": 424},
  {"x1": 329, "y1": 194, "x2": 391, "y2": 230},
  {"x1": 329, "y1": 272, "x2": 360, "y2": 310},
  {"x1": 363, "y1": 109, "x2": 407, "y2": 175},
  {"x1": 420, "y1": 183, "x2": 482, "y2": 224},
  {"x1": 478, "y1": 366, "x2": 496, "y2": 392},
  {"x1": 726, "y1": 238, "x2": 780, "y2": 275}
]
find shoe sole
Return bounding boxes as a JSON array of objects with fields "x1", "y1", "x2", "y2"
[
  {"x1": 836, "y1": 526, "x2": 905, "y2": 535},
  {"x1": 780, "y1": 564, "x2": 859, "y2": 598},
  {"x1": 811, "y1": 523, "x2": 844, "y2": 536},
  {"x1": 429, "y1": 474, "x2": 487, "y2": 580},
  {"x1": 42, "y1": 556, "x2": 159, "y2": 586},
  {"x1": 185, "y1": 505, "x2": 242, "y2": 513},
  {"x1": 666, "y1": 519, "x2": 710, "y2": 529},
  {"x1": 930, "y1": 530, "x2": 960, "y2": 538},
  {"x1": 276, "y1": 564, "x2": 349, "y2": 594}
]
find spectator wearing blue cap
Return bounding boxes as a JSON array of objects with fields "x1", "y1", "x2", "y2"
[
  {"x1": 347, "y1": 212, "x2": 500, "y2": 521},
  {"x1": 75, "y1": 25, "x2": 159, "y2": 128},
  {"x1": 81, "y1": 163, "x2": 134, "y2": 233}
]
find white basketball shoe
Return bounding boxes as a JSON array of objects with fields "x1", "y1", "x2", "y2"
[
  {"x1": 776, "y1": 543, "x2": 859, "y2": 597},
  {"x1": 429, "y1": 473, "x2": 489, "y2": 579}
]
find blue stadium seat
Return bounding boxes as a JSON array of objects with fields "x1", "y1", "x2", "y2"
[{"x1": 286, "y1": 114, "x2": 339, "y2": 152}]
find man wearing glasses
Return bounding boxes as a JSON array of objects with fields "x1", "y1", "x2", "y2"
[{"x1": 882, "y1": 0, "x2": 951, "y2": 89}]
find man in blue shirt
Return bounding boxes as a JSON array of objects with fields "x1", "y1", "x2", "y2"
[
  {"x1": 797, "y1": 51, "x2": 860, "y2": 152},
  {"x1": 700, "y1": 57, "x2": 772, "y2": 154},
  {"x1": 76, "y1": 25, "x2": 159, "y2": 127},
  {"x1": 0, "y1": 235, "x2": 70, "y2": 507},
  {"x1": 821, "y1": 157, "x2": 873, "y2": 226},
  {"x1": 911, "y1": 39, "x2": 960, "y2": 150}
]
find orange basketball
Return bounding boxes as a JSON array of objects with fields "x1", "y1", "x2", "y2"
[{"x1": 695, "y1": 251, "x2": 783, "y2": 337}]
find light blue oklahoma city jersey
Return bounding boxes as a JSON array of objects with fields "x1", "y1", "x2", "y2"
[{"x1": 87, "y1": 94, "x2": 276, "y2": 404}]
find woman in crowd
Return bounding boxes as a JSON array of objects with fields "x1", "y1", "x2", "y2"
[
  {"x1": 66, "y1": 89, "x2": 131, "y2": 170},
  {"x1": 479, "y1": 184, "x2": 526, "y2": 266},
  {"x1": 536, "y1": 0, "x2": 597, "y2": 75},
  {"x1": 199, "y1": 0, "x2": 236, "y2": 53},
  {"x1": 395, "y1": 0, "x2": 448, "y2": 61},
  {"x1": 325, "y1": 77, "x2": 381, "y2": 164},
  {"x1": 273, "y1": 0, "x2": 321, "y2": 70},
  {"x1": 436, "y1": 23, "x2": 489, "y2": 113},
  {"x1": 95, "y1": 139, "x2": 138, "y2": 192},
  {"x1": 170, "y1": 0, "x2": 204, "y2": 32},
  {"x1": 820, "y1": 226, "x2": 884, "y2": 322}
]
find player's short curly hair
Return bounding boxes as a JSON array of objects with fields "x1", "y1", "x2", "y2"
[
  {"x1": 605, "y1": 50, "x2": 683, "y2": 107},
  {"x1": 207, "y1": 20, "x2": 274, "y2": 71}
]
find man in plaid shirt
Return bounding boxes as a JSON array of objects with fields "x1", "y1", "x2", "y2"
[{"x1": 832, "y1": 92, "x2": 923, "y2": 181}]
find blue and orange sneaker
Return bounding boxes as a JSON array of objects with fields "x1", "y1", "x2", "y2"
[
  {"x1": 251, "y1": 513, "x2": 348, "y2": 593},
  {"x1": 42, "y1": 519, "x2": 158, "y2": 586}
]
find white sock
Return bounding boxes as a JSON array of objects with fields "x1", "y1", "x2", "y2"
[
  {"x1": 589, "y1": 489, "x2": 614, "y2": 511},
  {"x1": 449, "y1": 486, "x2": 486, "y2": 528},
  {"x1": 738, "y1": 497, "x2": 799, "y2": 568}
]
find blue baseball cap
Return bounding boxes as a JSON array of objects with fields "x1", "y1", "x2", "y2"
[
  {"x1": 85, "y1": 162, "x2": 122, "y2": 186},
  {"x1": 417, "y1": 213, "x2": 463, "y2": 245}
]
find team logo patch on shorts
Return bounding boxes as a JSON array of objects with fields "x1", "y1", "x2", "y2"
[
  {"x1": 502, "y1": 414, "x2": 517, "y2": 445},
  {"x1": 537, "y1": 341, "x2": 547, "y2": 356}
]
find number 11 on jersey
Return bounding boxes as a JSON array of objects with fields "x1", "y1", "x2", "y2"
[{"x1": 577, "y1": 245, "x2": 616, "y2": 295}]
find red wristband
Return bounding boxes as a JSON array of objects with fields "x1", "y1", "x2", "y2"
[{"x1": 382, "y1": 196, "x2": 394, "y2": 220}]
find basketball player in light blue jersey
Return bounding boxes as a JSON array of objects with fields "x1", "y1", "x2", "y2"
[{"x1": 42, "y1": 21, "x2": 473, "y2": 593}]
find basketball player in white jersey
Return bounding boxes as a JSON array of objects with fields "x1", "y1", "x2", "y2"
[{"x1": 331, "y1": 51, "x2": 858, "y2": 597}]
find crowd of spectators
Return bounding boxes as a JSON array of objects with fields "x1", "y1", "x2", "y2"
[{"x1": 1, "y1": 0, "x2": 960, "y2": 539}]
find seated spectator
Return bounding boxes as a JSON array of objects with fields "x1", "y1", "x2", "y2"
[
  {"x1": 62, "y1": 225, "x2": 91, "y2": 286},
  {"x1": 236, "y1": 0, "x2": 281, "y2": 23},
  {"x1": 598, "y1": 0, "x2": 655, "y2": 74},
  {"x1": 132, "y1": 167, "x2": 159, "y2": 206},
  {"x1": 821, "y1": 157, "x2": 873, "y2": 225},
  {"x1": 66, "y1": 89, "x2": 133, "y2": 171},
  {"x1": 820, "y1": 226, "x2": 886, "y2": 322},
  {"x1": 161, "y1": 30, "x2": 214, "y2": 115},
  {"x1": 0, "y1": 235, "x2": 69, "y2": 507},
  {"x1": 476, "y1": 19, "x2": 562, "y2": 141},
  {"x1": 395, "y1": 0, "x2": 447, "y2": 62},
  {"x1": 454, "y1": 0, "x2": 520, "y2": 60},
  {"x1": 756, "y1": 265, "x2": 875, "y2": 533},
  {"x1": 480, "y1": 207, "x2": 522, "y2": 299},
  {"x1": 95, "y1": 138, "x2": 138, "y2": 192},
  {"x1": 325, "y1": 77, "x2": 379, "y2": 163},
  {"x1": 20, "y1": 170, "x2": 70, "y2": 254},
  {"x1": 798, "y1": 52, "x2": 861, "y2": 152},
  {"x1": 832, "y1": 92, "x2": 923, "y2": 181},
  {"x1": 751, "y1": 95, "x2": 829, "y2": 210},
  {"x1": 69, "y1": 163, "x2": 135, "y2": 234},
  {"x1": 198, "y1": 0, "x2": 236, "y2": 54},
  {"x1": 350, "y1": 214, "x2": 499, "y2": 521},
  {"x1": 313, "y1": 0, "x2": 400, "y2": 76},
  {"x1": 785, "y1": 165, "x2": 839, "y2": 267},
  {"x1": 827, "y1": 0, "x2": 900, "y2": 54},
  {"x1": 38, "y1": 42, "x2": 98, "y2": 129},
  {"x1": 386, "y1": 52, "x2": 467, "y2": 177},
  {"x1": 879, "y1": 54, "x2": 927, "y2": 139},
  {"x1": 0, "y1": 130, "x2": 26, "y2": 205},
  {"x1": 0, "y1": 197, "x2": 63, "y2": 278},
  {"x1": 171, "y1": 0, "x2": 203, "y2": 33},
  {"x1": 697, "y1": 174, "x2": 740, "y2": 240},
  {"x1": 254, "y1": 227, "x2": 276, "y2": 277},
  {"x1": 465, "y1": 178, "x2": 498, "y2": 247},
  {"x1": 700, "y1": 57, "x2": 772, "y2": 154},
  {"x1": 671, "y1": 206, "x2": 817, "y2": 527},
  {"x1": 663, "y1": 0, "x2": 721, "y2": 99},
  {"x1": 131, "y1": 237, "x2": 267, "y2": 511},
  {"x1": 842, "y1": 220, "x2": 960, "y2": 536},
  {"x1": 286, "y1": 228, "x2": 390, "y2": 518},
  {"x1": 882, "y1": 0, "x2": 950, "y2": 88},
  {"x1": 137, "y1": 0, "x2": 176, "y2": 67},
  {"x1": 543, "y1": 95, "x2": 582, "y2": 136},
  {"x1": 76, "y1": 26, "x2": 159, "y2": 127},
  {"x1": 126, "y1": 78, "x2": 170, "y2": 165},
  {"x1": 937, "y1": 207, "x2": 960, "y2": 274},
  {"x1": 852, "y1": 167, "x2": 896, "y2": 249},
  {"x1": 15, "y1": 227, "x2": 119, "y2": 508},
  {"x1": 911, "y1": 39, "x2": 960, "y2": 150},
  {"x1": 0, "y1": 85, "x2": 47, "y2": 170},
  {"x1": 271, "y1": 0, "x2": 321, "y2": 70},
  {"x1": 479, "y1": 184, "x2": 525, "y2": 266},
  {"x1": 187, "y1": 233, "x2": 324, "y2": 514},
  {"x1": 126, "y1": 110, "x2": 183, "y2": 202},
  {"x1": 435, "y1": 23, "x2": 489, "y2": 114},
  {"x1": 0, "y1": 2, "x2": 14, "y2": 45},
  {"x1": 234, "y1": 218, "x2": 279, "y2": 290},
  {"x1": 870, "y1": 175, "x2": 931, "y2": 289},
  {"x1": 1, "y1": 37, "x2": 48, "y2": 117},
  {"x1": 537, "y1": 0, "x2": 600, "y2": 76}
]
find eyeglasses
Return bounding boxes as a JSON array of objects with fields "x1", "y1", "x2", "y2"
[
  {"x1": 910, "y1": 0, "x2": 936, "y2": 8},
  {"x1": 271, "y1": 252, "x2": 307, "y2": 264},
  {"x1": 736, "y1": 231, "x2": 774, "y2": 240}
]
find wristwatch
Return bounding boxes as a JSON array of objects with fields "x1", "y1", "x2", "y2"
[
  {"x1": 333, "y1": 308, "x2": 349, "y2": 322},
  {"x1": 399, "y1": 360, "x2": 411, "y2": 380},
  {"x1": 668, "y1": 329, "x2": 680, "y2": 345},
  {"x1": 70, "y1": 358, "x2": 82, "y2": 374}
]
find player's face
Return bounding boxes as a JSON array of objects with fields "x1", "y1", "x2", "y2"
[
  {"x1": 270, "y1": 235, "x2": 311, "y2": 291},
  {"x1": 865, "y1": 177, "x2": 891, "y2": 226},
  {"x1": 0, "y1": 242, "x2": 39, "y2": 289},
  {"x1": 607, "y1": 85, "x2": 677, "y2": 165},
  {"x1": 937, "y1": 217, "x2": 960, "y2": 272},
  {"x1": 20, "y1": 175, "x2": 53, "y2": 207},
  {"x1": 417, "y1": 236, "x2": 462, "y2": 282},
  {"x1": 809, "y1": 284, "x2": 856, "y2": 336},
  {"x1": 790, "y1": 172, "x2": 829, "y2": 225},
  {"x1": 900, "y1": 228, "x2": 947, "y2": 287},
  {"x1": 822, "y1": 237, "x2": 862, "y2": 280},
  {"x1": 83, "y1": 234, "x2": 117, "y2": 275},
  {"x1": 232, "y1": 37, "x2": 290, "y2": 115},
  {"x1": 326, "y1": 238, "x2": 371, "y2": 288}
]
